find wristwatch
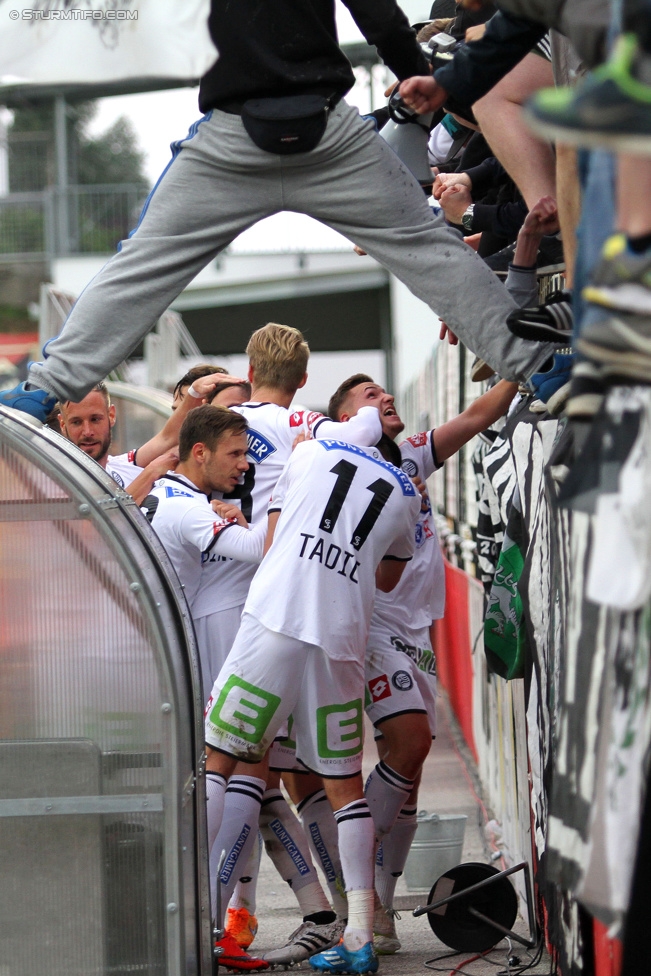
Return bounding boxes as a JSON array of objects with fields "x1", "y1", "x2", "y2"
[{"x1": 461, "y1": 204, "x2": 475, "y2": 232}]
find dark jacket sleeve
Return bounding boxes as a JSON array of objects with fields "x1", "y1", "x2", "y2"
[
  {"x1": 342, "y1": 0, "x2": 430, "y2": 79},
  {"x1": 433, "y1": 9, "x2": 547, "y2": 105},
  {"x1": 472, "y1": 199, "x2": 528, "y2": 241},
  {"x1": 495, "y1": 0, "x2": 608, "y2": 67},
  {"x1": 464, "y1": 157, "x2": 507, "y2": 198}
]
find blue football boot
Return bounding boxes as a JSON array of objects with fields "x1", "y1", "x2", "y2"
[{"x1": 309, "y1": 940, "x2": 378, "y2": 975}]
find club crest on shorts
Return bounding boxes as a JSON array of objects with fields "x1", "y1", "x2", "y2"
[{"x1": 391, "y1": 669, "x2": 413, "y2": 691}]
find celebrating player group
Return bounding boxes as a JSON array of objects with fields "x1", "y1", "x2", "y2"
[{"x1": 135, "y1": 323, "x2": 518, "y2": 976}]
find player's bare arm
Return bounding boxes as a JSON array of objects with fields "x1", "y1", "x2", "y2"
[
  {"x1": 136, "y1": 372, "x2": 244, "y2": 468},
  {"x1": 432, "y1": 380, "x2": 519, "y2": 464},
  {"x1": 264, "y1": 509, "x2": 280, "y2": 556},
  {"x1": 376, "y1": 557, "x2": 408, "y2": 593}
]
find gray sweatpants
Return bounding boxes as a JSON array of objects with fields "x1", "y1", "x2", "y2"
[{"x1": 32, "y1": 101, "x2": 550, "y2": 401}]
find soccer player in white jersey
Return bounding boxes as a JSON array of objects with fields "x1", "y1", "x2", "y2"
[
  {"x1": 196, "y1": 323, "x2": 381, "y2": 969},
  {"x1": 329, "y1": 374, "x2": 518, "y2": 953},
  {"x1": 205, "y1": 435, "x2": 420, "y2": 976},
  {"x1": 147, "y1": 405, "x2": 268, "y2": 690},
  {"x1": 57, "y1": 371, "x2": 246, "y2": 502}
]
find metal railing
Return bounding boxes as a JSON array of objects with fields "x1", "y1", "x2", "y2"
[{"x1": 0, "y1": 183, "x2": 146, "y2": 259}]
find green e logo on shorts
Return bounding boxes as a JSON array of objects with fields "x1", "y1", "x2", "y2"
[
  {"x1": 210, "y1": 675, "x2": 280, "y2": 745},
  {"x1": 316, "y1": 699, "x2": 363, "y2": 758}
]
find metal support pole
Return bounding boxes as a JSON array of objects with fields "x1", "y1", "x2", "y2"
[{"x1": 54, "y1": 94, "x2": 69, "y2": 255}]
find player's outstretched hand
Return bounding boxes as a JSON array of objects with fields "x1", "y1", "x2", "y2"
[
  {"x1": 188, "y1": 372, "x2": 246, "y2": 402},
  {"x1": 399, "y1": 76, "x2": 448, "y2": 114},
  {"x1": 211, "y1": 499, "x2": 248, "y2": 526}
]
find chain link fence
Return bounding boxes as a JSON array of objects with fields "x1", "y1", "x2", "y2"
[{"x1": 0, "y1": 184, "x2": 146, "y2": 258}]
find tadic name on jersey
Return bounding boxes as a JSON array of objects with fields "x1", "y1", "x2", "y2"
[{"x1": 298, "y1": 532, "x2": 361, "y2": 583}]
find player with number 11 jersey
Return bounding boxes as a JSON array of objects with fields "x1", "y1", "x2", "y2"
[
  {"x1": 219, "y1": 401, "x2": 383, "y2": 609},
  {"x1": 206, "y1": 437, "x2": 420, "y2": 769}
]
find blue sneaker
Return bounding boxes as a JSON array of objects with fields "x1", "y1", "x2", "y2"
[
  {"x1": 309, "y1": 941, "x2": 378, "y2": 975},
  {"x1": 527, "y1": 351, "x2": 575, "y2": 404},
  {"x1": 0, "y1": 381, "x2": 58, "y2": 422}
]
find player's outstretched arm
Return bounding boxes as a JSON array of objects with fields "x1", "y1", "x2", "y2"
[
  {"x1": 313, "y1": 405, "x2": 382, "y2": 447},
  {"x1": 432, "y1": 380, "x2": 519, "y2": 464},
  {"x1": 376, "y1": 557, "x2": 408, "y2": 593},
  {"x1": 135, "y1": 373, "x2": 244, "y2": 468}
]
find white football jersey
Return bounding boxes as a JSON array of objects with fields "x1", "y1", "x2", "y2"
[
  {"x1": 105, "y1": 450, "x2": 143, "y2": 490},
  {"x1": 217, "y1": 402, "x2": 382, "y2": 604},
  {"x1": 369, "y1": 430, "x2": 445, "y2": 640},
  {"x1": 149, "y1": 473, "x2": 265, "y2": 616},
  {"x1": 245, "y1": 439, "x2": 420, "y2": 663}
]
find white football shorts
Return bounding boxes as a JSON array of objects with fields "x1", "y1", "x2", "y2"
[
  {"x1": 205, "y1": 613, "x2": 365, "y2": 777},
  {"x1": 364, "y1": 623, "x2": 437, "y2": 737},
  {"x1": 194, "y1": 604, "x2": 244, "y2": 699}
]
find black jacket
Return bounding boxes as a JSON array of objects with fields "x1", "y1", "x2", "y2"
[{"x1": 199, "y1": 0, "x2": 429, "y2": 113}]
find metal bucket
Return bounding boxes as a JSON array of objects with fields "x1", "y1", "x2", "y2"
[{"x1": 403, "y1": 811, "x2": 467, "y2": 893}]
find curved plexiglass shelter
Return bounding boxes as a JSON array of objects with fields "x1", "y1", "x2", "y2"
[
  {"x1": 105, "y1": 380, "x2": 173, "y2": 456},
  {"x1": 0, "y1": 406, "x2": 211, "y2": 976}
]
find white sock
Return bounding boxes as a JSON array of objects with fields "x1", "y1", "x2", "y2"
[
  {"x1": 229, "y1": 829, "x2": 262, "y2": 913},
  {"x1": 294, "y1": 880, "x2": 334, "y2": 919},
  {"x1": 364, "y1": 761, "x2": 415, "y2": 840},
  {"x1": 334, "y1": 799, "x2": 375, "y2": 891},
  {"x1": 206, "y1": 771, "x2": 227, "y2": 854},
  {"x1": 210, "y1": 775, "x2": 265, "y2": 926},
  {"x1": 259, "y1": 789, "x2": 325, "y2": 900},
  {"x1": 298, "y1": 789, "x2": 348, "y2": 918},
  {"x1": 343, "y1": 889, "x2": 375, "y2": 951},
  {"x1": 375, "y1": 805, "x2": 418, "y2": 909}
]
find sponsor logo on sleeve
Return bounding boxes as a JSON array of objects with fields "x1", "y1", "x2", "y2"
[
  {"x1": 127, "y1": 450, "x2": 136, "y2": 463},
  {"x1": 289, "y1": 410, "x2": 304, "y2": 428},
  {"x1": 246, "y1": 428, "x2": 277, "y2": 463},
  {"x1": 407, "y1": 431, "x2": 428, "y2": 448},
  {"x1": 391, "y1": 670, "x2": 414, "y2": 691},
  {"x1": 368, "y1": 674, "x2": 392, "y2": 702},
  {"x1": 305, "y1": 411, "x2": 324, "y2": 431}
]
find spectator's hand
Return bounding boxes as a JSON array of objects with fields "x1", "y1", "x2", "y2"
[
  {"x1": 465, "y1": 23, "x2": 487, "y2": 42},
  {"x1": 432, "y1": 171, "x2": 471, "y2": 200},
  {"x1": 520, "y1": 195, "x2": 559, "y2": 238},
  {"x1": 440, "y1": 184, "x2": 473, "y2": 224},
  {"x1": 211, "y1": 500, "x2": 247, "y2": 526},
  {"x1": 463, "y1": 233, "x2": 482, "y2": 251},
  {"x1": 144, "y1": 448, "x2": 179, "y2": 479},
  {"x1": 399, "y1": 76, "x2": 448, "y2": 115},
  {"x1": 439, "y1": 321, "x2": 459, "y2": 345},
  {"x1": 188, "y1": 372, "x2": 246, "y2": 402}
]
